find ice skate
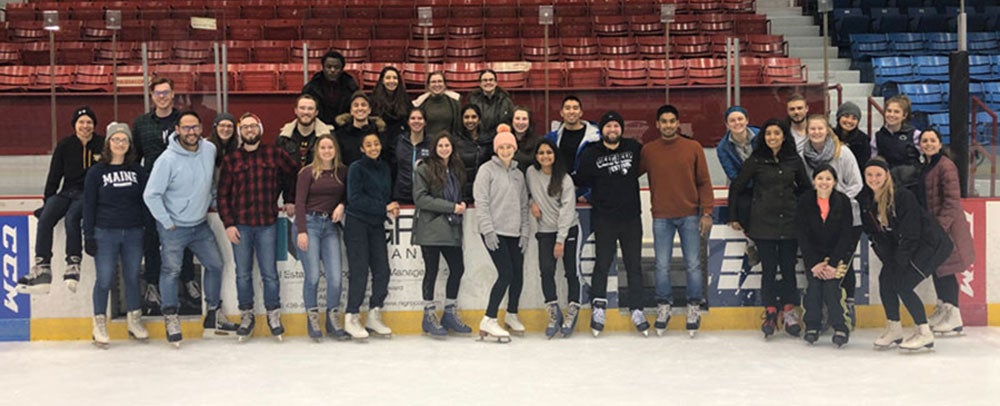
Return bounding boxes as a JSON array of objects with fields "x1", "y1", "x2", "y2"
[
  {"x1": 202, "y1": 304, "x2": 238, "y2": 338},
  {"x1": 631, "y1": 309, "x2": 650, "y2": 337},
  {"x1": 63, "y1": 257, "x2": 81, "y2": 293},
  {"x1": 126, "y1": 310, "x2": 149, "y2": 341},
  {"x1": 503, "y1": 312, "x2": 525, "y2": 336},
  {"x1": 306, "y1": 308, "x2": 323, "y2": 342},
  {"x1": 832, "y1": 330, "x2": 849, "y2": 348},
  {"x1": 15, "y1": 259, "x2": 51, "y2": 295},
  {"x1": 927, "y1": 300, "x2": 946, "y2": 329},
  {"x1": 803, "y1": 329, "x2": 819, "y2": 344},
  {"x1": 441, "y1": 304, "x2": 472, "y2": 336},
  {"x1": 873, "y1": 320, "x2": 904, "y2": 350},
  {"x1": 544, "y1": 302, "x2": 563, "y2": 339},
  {"x1": 590, "y1": 299, "x2": 607, "y2": 337},
  {"x1": 899, "y1": 324, "x2": 934, "y2": 352},
  {"x1": 654, "y1": 303, "x2": 671, "y2": 336},
  {"x1": 422, "y1": 306, "x2": 447, "y2": 339},
  {"x1": 237, "y1": 309, "x2": 255, "y2": 342},
  {"x1": 142, "y1": 284, "x2": 162, "y2": 316},
  {"x1": 561, "y1": 302, "x2": 580, "y2": 338},
  {"x1": 344, "y1": 313, "x2": 370, "y2": 342},
  {"x1": 931, "y1": 303, "x2": 964, "y2": 336},
  {"x1": 685, "y1": 303, "x2": 701, "y2": 338},
  {"x1": 365, "y1": 307, "x2": 392, "y2": 338},
  {"x1": 179, "y1": 280, "x2": 202, "y2": 312},
  {"x1": 782, "y1": 304, "x2": 801, "y2": 337},
  {"x1": 92, "y1": 315, "x2": 110, "y2": 349},
  {"x1": 326, "y1": 309, "x2": 349, "y2": 340},
  {"x1": 761, "y1": 307, "x2": 778, "y2": 338},
  {"x1": 478, "y1": 316, "x2": 511, "y2": 343},
  {"x1": 163, "y1": 310, "x2": 182, "y2": 348},
  {"x1": 266, "y1": 308, "x2": 285, "y2": 341}
]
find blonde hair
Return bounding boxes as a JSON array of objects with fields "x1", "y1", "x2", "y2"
[
  {"x1": 305, "y1": 134, "x2": 343, "y2": 182},
  {"x1": 870, "y1": 164, "x2": 896, "y2": 227},
  {"x1": 807, "y1": 114, "x2": 843, "y2": 159}
]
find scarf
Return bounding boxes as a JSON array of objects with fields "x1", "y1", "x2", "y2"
[{"x1": 802, "y1": 137, "x2": 836, "y2": 170}]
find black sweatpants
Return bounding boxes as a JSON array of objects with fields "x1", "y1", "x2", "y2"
[
  {"x1": 803, "y1": 271, "x2": 848, "y2": 332},
  {"x1": 420, "y1": 245, "x2": 465, "y2": 302},
  {"x1": 590, "y1": 216, "x2": 644, "y2": 311},
  {"x1": 838, "y1": 226, "x2": 863, "y2": 300},
  {"x1": 878, "y1": 265, "x2": 927, "y2": 324},
  {"x1": 756, "y1": 238, "x2": 800, "y2": 308},
  {"x1": 484, "y1": 235, "x2": 524, "y2": 318},
  {"x1": 537, "y1": 225, "x2": 581, "y2": 304},
  {"x1": 933, "y1": 273, "x2": 959, "y2": 306},
  {"x1": 344, "y1": 215, "x2": 391, "y2": 314}
]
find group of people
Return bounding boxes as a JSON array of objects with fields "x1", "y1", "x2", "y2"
[
  {"x1": 721, "y1": 94, "x2": 974, "y2": 350},
  {"x1": 15, "y1": 49, "x2": 975, "y2": 350}
]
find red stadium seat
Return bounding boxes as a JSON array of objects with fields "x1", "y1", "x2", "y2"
[
  {"x1": 734, "y1": 14, "x2": 770, "y2": 35},
  {"x1": 444, "y1": 62, "x2": 484, "y2": 89},
  {"x1": 229, "y1": 20, "x2": 262, "y2": 41},
  {"x1": 485, "y1": 18, "x2": 519, "y2": 39},
  {"x1": 238, "y1": 63, "x2": 280, "y2": 92},
  {"x1": 669, "y1": 15, "x2": 702, "y2": 36},
  {"x1": 0, "y1": 44, "x2": 20, "y2": 65},
  {"x1": 302, "y1": 19, "x2": 339, "y2": 40},
  {"x1": 154, "y1": 64, "x2": 196, "y2": 92},
  {"x1": 593, "y1": 16, "x2": 630, "y2": 37},
  {"x1": 522, "y1": 38, "x2": 561, "y2": 62},
  {"x1": 172, "y1": 41, "x2": 213, "y2": 65},
  {"x1": 747, "y1": 35, "x2": 789, "y2": 57},
  {"x1": 673, "y1": 35, "x2": 712, "y2": 58},
  {"x1": 606, "y1": 60, "x2": 647, "y2": 87},
  {"x1": 561, "y1": 37, "x2": 599, "y2": 61},
  {"x1": 590, "y1": 0, "x2": 621, "y2": 16},
  {"x1": 381, "y1": 0, "x2": 416, "y2": 19},
  {"x1": 370, "y1": 40, "x2": 409, "y2": 63},
  {"x1": 599, "y1": 37, "x2": 638, "y2": 59},
  {"x1": 82, "y1": 21, "x2": 113, "y2": 42},
  {"x1": 557, "y1": 17, "x2": 592, "y2": 38},
  {"x1": 69, "y1": 65, "x2": 113, "y2": 92},
  {"x1": 195, "y1": 63, "x2": 238, "y2": 92},
  {"x1": 738, "y1": 56, "x2": 764, "y2": 84},
  {"x1": 686, "y1": 58, "x2": 727, "y2": 85},
  {"x1": 263, "y1": 19, "x2": 301, "y2": 41},
  {"x1": 223, "y1": 40, "x2": 254, "y2": 64},
  {"x1": 527, "y1": 62, "x2": 566, "y2": 87},
  {"x1": 446, "y1": 39, "x2": 486, "y2": 62},
  {"x1": 373, "y1": 20, "x2": 412, "y2": 40},
  {"x1": 407, "y1": 40, "x2": 446, "y2": 63},
  {"x1": 20, "y1": 42, "x2": 52, "y2": 66},
  {"x1": 763, "y1": 57, "x2": 807, "y2": 84},
  {"x1": 33, "y1": 65, "x2": 75, "y2": 91},
  {"x1": 700, "y1": 15, "x2": 735, "y2": 36},
  {"x1": 565, "y1": 61, "x2": 605, "y2": 88},
  {"x1": 8, "y1": 21, "x2": 45, "y2": 42},
  {"x1": 485, "y1": 38, "x2": 522, "y2": 62},
  {"x1": 292, "y1": 40, "x2": 335, "y2": 61},
  {"x1": 330, "y1": 40, "x2": 369, "y2": 63},
  {"x1": 60, "y1": 42, "x2": 96, "y2": 65},
  {"x1": 154, "y1": 20, "x2": 190, "y2": 41},
  {"x1": 629, "y1": 15, "x2": 665, "y2": 37},
  {"x1": 647, "y1": 59, "x2": 688, "y2": 86},
  {"x1": 0, "y1": 66, "x2": 34, "y2": 91},
  {"x1": 339, "y1": 24, "x2": 372, "y2": 40},
  {"x1": 242, "y1": 4, "x2": 277, "y2": 19},
  {"x1": 448, "y1": 21, "x2": 485, "y2": 40},
  {"x1": 95, "y1": 41, "x2": 133, "y2": 65},
  {"x1": 253, "y1": 40, "x2": 292, "y2": 63}
]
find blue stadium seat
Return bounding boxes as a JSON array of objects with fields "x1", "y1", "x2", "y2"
[
  {"x1": 899, "y1": 83, "x2": 947, "y2": 113},
  {"x1": 909, "y1": 8, "x2": 948, "y2": 32},
  {"x1": 968, "y1": 32, "x2": 998, "y2": 54},
  {"x1": 833, "y1": 9, "x2": 871, "y2": 46},
  {"x1": 984, "y1": 82, "x2": 1000, "y2": 105},
  {"x1": 887, "y1": 32, "x2": 925, "y2": 55},
  {"x1": 992, "y1": 55, "x2": 1000, "y2": 80},
  {"x1": 913, "y1": 55, "x2": 949, "y2": 82},
  {"x1": 970, "y1": 55, "x2": 996, "y2": 81},
  {"x1": 927, "y1": 113, "x2": 950, "y2": 142},
  {"x1": 925, "y1": 32, "x2": 957, "y2": 54},
  {"x1": 873, "y1": 57, "x2": 915, "y2": 93},
  {"x1": 859, "y1": 0, "x2": 890, "y2": 15},
  {"x1": 849, "y1": 33, "x2": 890, "y2": 61},
  {"x1": 872, "y1": 10, "x2": 911, "y2": 33}
]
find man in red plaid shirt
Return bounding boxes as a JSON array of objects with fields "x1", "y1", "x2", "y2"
[{"x1": 217, "y1": 113, "x2": 298, "y2": 342}]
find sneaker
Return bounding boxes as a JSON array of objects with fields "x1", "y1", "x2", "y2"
[
  {"x1": 64, "y1": 257, "x2": 81, "y2": 293},
  {"x1": 782, "y1": 304, "x2": 801, "y2": 337},
  {"x1": 237, "y1": 309, "x2": 255, "y2": 341},
  {"x1": 306, "y1": 308, "x2": 322, "y2": 340},
  {"x1": 544, "y1": 302, "x2": 563, "y2": 339},
  {"x1": 15, "y1": 259, "x2": 52, "y2": 295},
  {"x1": 202, "y1": 305, "x2": 238, "y2": 338},
  {"x1": 126, "y1": 309, "x2": 149, "y2": 340},
  {"x1": 163, "y1": 308, "x2": 182, "y2": 346},
  {"x1": 326, "y1": 308, "x2": 349, "y2": 340},
  {"x1": 561, "y1": 302, "x2": 580, "y2": 337},
  {"x1": 590, "y1": 299, "x2": 607, "y2": 337},
  {"x1": 654, "y1": 303, "x2": 672, "y2": 336},
  {"x1": 441, "y1": 304, "x2": 473, "y2": 335},
  {"x1": 143, "y1": 284, "x2": 162, "y2": 316},
  {"x1": 266, "y1": 308, "x2": 285, "y2": 339},
  {"x1": 761, "y1": 307, "x2": 778, "y2": 338},
  {"x1": 631, "y1": 309, "x2": 650, "y2": 336},
  {"x1": 92, "y1": 314, "x2": 109, "y2": 347},
  {"x1": 422, "y1": 306, "x2": 447, "y2": 338}
]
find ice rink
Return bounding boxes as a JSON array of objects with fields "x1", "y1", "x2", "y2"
[{"x1": 3, "y1": 327, "x2": 998, "y2": 406}]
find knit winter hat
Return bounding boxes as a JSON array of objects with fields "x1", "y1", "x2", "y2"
[
  {"x1": 598, "y1": 111, "x2": 624, "y2": 133},
  {"x1": 493, "y1": 124, "x2": 517, "y2": 151},
  {"x1": 236, "y1": 112, "x2": 264, "y2": 137},
  {"x1": 864, "y1": 156, "x2": 890, "y2": 173},
  {"x1": 837, "y1": 102, "x2": 861, "y2": 120},
  {"x1": 724, "y1": 105, "x2": 748, "y2": 122},
  {"x1": 105, "y1": 122, "x2": 131, "y2": 140},
  {"x1": 72, "y1": 106, "x2": 97, "y2": 128},
  {"x1": 214, "y1": 112, "x2": 236, "y2": 127}
]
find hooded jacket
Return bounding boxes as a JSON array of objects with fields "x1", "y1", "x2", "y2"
[
  {"x1": 45, "y1": 134, "x2": 105, "y2": 199},
  {"x1": 302, "y1": 71, "x2": 359, "y2": 126},
  {"x1": 728, "y1": 148, "x2": 812, "y2": 240},
  {"x1": 275, "y1": 118, "x2": 334, "y2": 167},
  {"x1": 143, "y1": 134, "x2": 216, "y2": 230},
  {"x1": 717, "y1": 126, "x2": 759, "y2": 182},
  {"x1": 545, "y1": 121, "x2": 601, "y2": 199},
  {"x1": 393, "y1": 131, "x2": 431, "y2": 203},
  {"x1": 454, "y1": 129, "x2": 494, "y2": 202},
  {"x1": 334, "y1": 113, "x2": 389, "y2": 168},
  {"x1": 465, "y1": 87, "x2": 515, "y2": 138}
]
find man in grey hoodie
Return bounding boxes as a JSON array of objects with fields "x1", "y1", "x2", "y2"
[{"x1": 143, "y1": 111, "x2": 235, "y2": 346}]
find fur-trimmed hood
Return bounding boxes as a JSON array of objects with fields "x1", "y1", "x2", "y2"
[
  {"x1": 278, "y1": 118, "x2": 334, "y2": 139},
  {"x1": 334, "y1": 113, "x2": 386, "y2": 132}
]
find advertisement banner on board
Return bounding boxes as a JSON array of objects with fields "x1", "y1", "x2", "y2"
[{"x1": 1, "y1": 215, "x2": 31, "y2": 341}]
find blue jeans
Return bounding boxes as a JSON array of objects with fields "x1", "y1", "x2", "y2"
[
  {"x1": 92, "y1": 227, "x2": 143, "y2": 315},
  {"x1": 157, "y1": 221, "x2": 224, "y2": 311},
  {"x1": 652, "y1": 216, "x2": 705, "y2": 305},
  {"x1": 232, "y1": 224, "x2": 280, "y2": 311},
  {"x1": 295, "y1": 214, "x2": 343, "y2": 310},
  {"x1": 35, "y1": 194, "x2": 84, "y2": 263}
]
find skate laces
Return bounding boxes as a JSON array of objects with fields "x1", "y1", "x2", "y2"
[
  {"x1": 94, "y1": 315, "x2": 108, "y2": 336},
  {"x1": 185, "y1": 281, "x2": 202, "y2": 299},
  {"x1": 307, "y1": 311, "x2": 321, "y2": 332},
  {"x1": 592, "y1": 306, "x2": 606, "y2": 325},
  {"x1": 563, "y1": 303, "x2": 579, "y2": 328},
  {"x1": 267, "y1": 309, "x2": 282, "y2": 329},
  {"x1": 65, "y1": 263, "x2": 80, "y2": 276},
  {"x1": 239, "y1": 310, "x2": 254, "y2": 330},
  {"x1": 656, "y1": 304, "x2": 671, "y2": 323},
  {"x1": 547, "y1": 304, "x2": 560, "y2": 325},
  {"x1": 687, "y1": 304, "x2": 700, "y2": 323},
  {"x1": 426, "y1": 311, "x2": 442, "y2": 328},
  {"x1": 328, "y1": 310, "x2": 344, "y2": 330},
  {"x1": 165, "y1": 314, "x2": 181, "y2": 335},
  {"x1": 782, "y1": 307, "x2": 799, "y2": 326},
  {"x1": 630, "y1": 309, "x2": 645, "y2": 326}
]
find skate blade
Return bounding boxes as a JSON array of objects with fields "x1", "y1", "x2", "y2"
[
  {"x1": 423, "y1": 332, "x2": 448, "y2": 340},
  {"x1": 933, "y1": 327, "x2": 964, "y2": 337},
  {"x1": 92, "y1": 340, "x2": 109, "y2": 350},
  {"x1": 64, "y1": 279, "x2": 78, "y2": 293},
  {"x1": 873, "y1": 339, "x2": 902, "y2": 350},
  {"x1": 899, "y1": 343, "x2": 934, "y2": 353},
  {"x1": 274, "y1": 335, "x2": 283, "y2": 342},
  {"x1": 591, "y1": 329, "x2": 602, "y2": 337},
  {"x1": 447, "y1": 331, "x2": 472, "y2": 337},
  {"x1": 478, "y1": 332, "x2": 511, "y2": 343},
  {"x1": 349, "y1": 335, "x2": 370, "y2": 343},
  {"x1": 688, "y1": 330, "x2": 697, "y2": 338},
  {"x1": 202, "y1": 329, "x2": 239, "y2": 339},
  {"x1": 169, "y1": 342, "x2": 181, "y2": 349},
  {"x1": 15, "y1": 284, "x2": 51, "y2": 295},
  {"x1": 310, "y1": 336, "x2": 323, "y2": 343},
  {"x1": 656, "y1": 329, "x2": 665, "y2": 337},
  {"x1": 237, "y1": 335, "x2": 252, "y2": 343},
  {"x1": 128, "y1": 332, "x2": 150, "y2": 342}
]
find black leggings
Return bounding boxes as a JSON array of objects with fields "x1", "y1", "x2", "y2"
[
  {"x1": 933, "y1": 273, "x2": 959, "y2": 306},
  {"x1": 756, "y1": 238, "x2": 800, "y2": 308},
  {"x1": 537, "y1": 226, "x2": 581, "y2": 304},
  {"x1": 484, "y1": 235, "x2": 524, "y2": 318},
  {"x1": 420, "y1": 245, "x2": 465, "y2": 302},
  {"x1": 878, "y1": 266, "x2": 927, "y2": 324}
]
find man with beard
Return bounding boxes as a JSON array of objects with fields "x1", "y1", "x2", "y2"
[
  {"x1": 302, "y1": 50, "x2": 359, "y2": 126},
  {"x1": 785, "y1": 94, "x2": 810, "y2": 154},
  {"x1": 217, "y1": 113, "x2": 298, "y2": 342},
  {"x1": 575, "y1": 111, "x2": 645, "y2": 337},
  {"x1": 143, "y1": 111, "x2": 237, "y2": 347},
  {"x1": 276, "y1": 94, "x2": 334, "y2": 216}
]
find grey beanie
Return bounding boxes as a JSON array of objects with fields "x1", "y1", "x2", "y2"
[
  {"x1": 837, "y1": 102, "x2": 861, "y2": 120},
  {"x1": 105, "y1": 122, "x2": 132, "y2": 140},
  {"x1": 214, "y1": 112, "x2": 236, "y2": 127}
]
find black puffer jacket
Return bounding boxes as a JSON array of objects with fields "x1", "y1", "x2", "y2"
[
  {"x1": 729, "y1": 151, "x2": 811, "y2": 240},
  {"x1": 302, "y1": 71, "x2": 360, "y2": 126},
  {"x1": 454, "y1": 130, "x2": 494, "y2": 202},
  {"x1": 465, "y1": 88, "x2": 515, "y2": 138},
  {"x1": 796, "y1": 189, "x2": 856, "y2": 268},
  {"x1": 874, "y1": 123, "x2": 920, "y2": 168},
  {"x1": 835, "y1": 126, "x2": 871, "y2": 176}
]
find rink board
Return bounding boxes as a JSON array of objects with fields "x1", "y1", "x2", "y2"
[{"x1": 1, "y1": 195, "x2": 998, "y2": 341}]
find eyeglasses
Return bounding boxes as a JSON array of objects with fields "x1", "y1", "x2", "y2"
[
  {"x1": 239, "y1": 124, "x2": 260, "y2": 131},
  {"x1": 153, "y1": 90, "x2": 172, "y2": 98},
  {"x1": 108, "y1": 137, "x2": 130, "y2": 145},
  {"x1": 179, "y1": 125, "x2": 202, "y2": 133}
]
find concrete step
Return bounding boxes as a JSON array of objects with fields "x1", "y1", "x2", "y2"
[
  {"x1": 761, "y1": 15, "x2": 816, "y2": 26},
  {"x1": 771, "y1": 25, "x2": 820, "y2": 36},
  {"x1": 756, "y1": 7, "x2": 804, "y2": 17},
  {"x1": 786, "y1": 36, "x2": 829, "y2": 48},
  {"x1": 801, "y1": 58, "x2": 852, "y2": 70},
  {"x1": 808, "y1": 69, "x2": 860, "y2": 83},
  {"x1": 841, "y1": 83, "x2": 876, "y2": 99},
  {"x1": 758, "y1": 0, "x2": 797, "y2": 7},
  {"x1": 789, "y1": 46, "x2": 841, "y2": 59}
]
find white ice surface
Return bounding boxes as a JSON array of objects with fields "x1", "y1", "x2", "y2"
[{"x1": 2, "y1": 328, "x2": 999, "y2": 406}]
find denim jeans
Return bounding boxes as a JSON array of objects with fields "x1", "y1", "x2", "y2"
[
  {"x1": 295, "y1": 214, "x2": 343, "y2": 310},
  {"x1": 92, "y1": 227, "x2": 143, "y2": 315},
  {"x1": 232, "y1": 223, "x2": 280, "y2": 311},
  {"x1": 652, "y1": 216, "x2": 705, "y2": 305},
  {"x1": 35, "y1": 194, "x2": 83, "y2": 263},
  {"x1": 344, "y1": 215, "x2": 391, "y2": 314},
  {"x1": 157, "y1": 221, "x2": 224, "y2": 311},
  {"x1": 143, "y1": 207, "x2": 196, "y2": 285}
]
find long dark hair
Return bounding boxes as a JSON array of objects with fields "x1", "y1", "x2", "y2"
[
  {"x1": 425, "y1": 131, "x2": 466, "y2": 191},
  {"x1": 370, "y1": 66, "x2": 411, "y2": 123},
  {"x1": 461, "y1": 104, "x2": 482, "y2": 138},
  {"x1": 532, "y1": 138, "x2": 568, "y2": 198},
  {"x1": 207, "y1": 118, "x2": 238, "y2": 167},
  {"x1": 101, "y1": 132, "x2": 137, "y2": 166},
  {"x1": 753, "y1": 118, "x2": 798, "y2": 160}
]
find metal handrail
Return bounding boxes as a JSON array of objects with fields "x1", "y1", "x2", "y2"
[
  {"x1": 970, "y1": 96, "x2": 998, "y2": 197},
  {"x1": 827, "y1": 83, "x2": 842, "y2": 112}
]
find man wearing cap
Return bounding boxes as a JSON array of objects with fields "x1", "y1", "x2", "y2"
[
  {"x1": 217, "y1": 113, "x2": 298, "y2": 341},
  {"x1": 575, "y1": 111, "x2": 645, "y2": 336},
  {"x1": 639, "y1": 105, "x2": 714, "y2": 337},
  {"x1": 544, "y1": 96, "x2": 601, "y2": 201},
  {"x1": 144, "y1": 110, "x2": 236, "y2": 346},
  {"x1": 834, "y1": 101, "x2": 871, "y2": 180},
  {"x1": 17, "y1": 106, "x2": 104, "y2": 295}
]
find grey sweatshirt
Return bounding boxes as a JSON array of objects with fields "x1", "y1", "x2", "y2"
[
  {"x1": 526, "y1": 166, "x2": 579, "y2": 243},
  {"x1": 474, "y1": 156, "x2": 529, "y2": 238}
]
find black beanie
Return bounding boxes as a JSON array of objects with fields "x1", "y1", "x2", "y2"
[
  {"x1": 599, "y1": 111, "x2": 624, "y2": 133},
  {"x1": 72, "y1": 106, "x2": 97, "y2": 128}
]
